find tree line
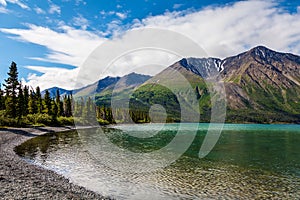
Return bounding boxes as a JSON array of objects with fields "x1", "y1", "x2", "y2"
[
  {"x1": 0, "y1": 61, "x2": 137, "y2": 126},
  {"x1": 0, "y1": 62, "x2": 75, "y2": 126},
  {"x1": 0, "y1": 62, "x2": 170, "y2": 127}
]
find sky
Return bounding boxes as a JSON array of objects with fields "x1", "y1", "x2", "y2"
[{"x1": 0, "y1": 0, "x2": 300, "y2": 90}]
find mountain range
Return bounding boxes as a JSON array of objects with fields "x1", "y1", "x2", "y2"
[{"x1": 43, "y1": 46, "x2": 300, "y2": 123}]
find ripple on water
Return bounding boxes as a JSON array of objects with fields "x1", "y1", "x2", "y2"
[{"x1": 15, "y1": 124, "x2": 300, "y2": 199}]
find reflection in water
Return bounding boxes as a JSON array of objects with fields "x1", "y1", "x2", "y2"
[{"x1": 15, "y1": 124, "x2": 300, "y2": 199}]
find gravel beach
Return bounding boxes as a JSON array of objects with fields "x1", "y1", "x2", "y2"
[{"x1": 0, "y1": 126, "x2": 110, "y2": 200}]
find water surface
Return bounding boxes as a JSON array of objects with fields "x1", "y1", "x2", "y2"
[{"x1": 15, "y1": 123, "x2": 300, "y2": 199}]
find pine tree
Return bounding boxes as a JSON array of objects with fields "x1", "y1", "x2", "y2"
[
  {"x1": 17, "y1": 83, "x2": 24, "y2": 118},
  {"x1": 55, "y1": 89, "x2": 63, "y2": 116},
  {"x1": 4, "y1": 62, "x2": 19, "y2": 118},
  {"x1": 51, "y1": 100, "x2": 58, "y2": 124},
  {"x1": 74, "y1": 97, "x2": 84, "y2": 117},
  {"x1": 0, "y1": 85, "x2": 4, "y2": 110},
  {"x1": 36, "y1": 86, "x2": 43, "y2": 114},
  {"x1": 23, "y1": 86, "x2": 29, "y2": 115},
  {"x1": 28, "y1": 90, "x2": 37, "y2": 114},
  {"x1": 43, "y1": 90, "x2": 52, "y2": 115},
  {"x1": 64, "y1": 95, "x2": 72, "y2": 117}
]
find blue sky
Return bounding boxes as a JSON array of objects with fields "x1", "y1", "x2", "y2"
[{"x1": 0, "y1": 0, "x2": 300, "y2": 90}]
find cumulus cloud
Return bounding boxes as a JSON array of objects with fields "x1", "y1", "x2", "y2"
[
  {"x1": 34, "y1": 6, "x2": 45, "y2": 14},
  {"x1": 0, "y1": 0, "x2": 29, "y2": 9},
  {"x1": 23, "y1": 66, "x2": 81, "y2": 90},
  {"x1": 0, "y1": 24, "x2": 106, "y2": 89},
  {"x1": 72, "y1": 14, "x2": 89, "y2": 30},
  {"x1": 99, "y1": 10, "x2": 128, "y2": 20},
  {"x1": 173, "y1": 4, "x2": 183, "y2": 9},
  {"x1": 116, "y1": 12, "x2": 127, "y2": 20},
  {"x1": 135, "y1": 0, "x2": 300, "y2": 58},
  {"x1": 0, "y1": 6, "x2": 8, "y2": 13},
  {"x1": 49, "y1": 4, "x2": 61, "y2": 14},
  {"x1": 0, "y1": 24, "x2": 106, "y2": 66},
  {"x1": 2, "y1": 0, "x2": 300, "y2": 90}
]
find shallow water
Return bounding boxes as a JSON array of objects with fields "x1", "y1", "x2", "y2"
[{"x1": 15, "y1": 123, "x2": 300, "y2": 199}]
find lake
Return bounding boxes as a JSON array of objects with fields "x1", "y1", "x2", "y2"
[{"x1": 15, "y1": 123, "x2": 300, "y2": 199}]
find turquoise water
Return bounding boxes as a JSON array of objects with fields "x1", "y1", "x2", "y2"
[{"x1": 15, "y1": 123, "x2": 300, "y2": 199}]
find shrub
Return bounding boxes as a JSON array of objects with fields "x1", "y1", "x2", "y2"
[
  {"x1": 57, "y1": 116, "x2": 74, "y2": 126},
  {"x1": 26, "y1": 114, "x2": 52, "y2": 126}
]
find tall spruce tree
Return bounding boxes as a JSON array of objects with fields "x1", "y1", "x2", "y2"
[
  {"x1": 17, "y1": 83, "x2": 24, "y2": 118},
  {"x1": 63, "y1": 95, "x2": 72, "y2": 117},
  {"x1": 55, "y1": 89, "x2": 63, "y2": 116},
  {"x1": 51, "y1": 100, "x2": 58, "y2": 124},
  {"x1": 23, "y1": 86, "x2": 29, "y2": 115},
  {"x1": 43, "y1": 90, "x2": 52, "y2": 115},
  {"x1": 28, "y1": 90, "x2": 37, "y2": 114},
  {"x1": 4, "y1": 62, "x2": 19, "y2": 118},
  {"x1": 36, "y1": 86, "x2": 43, "y2": 114},
  {"x1": 0, "y1": 85, "x2": 4, "y2": 110}
]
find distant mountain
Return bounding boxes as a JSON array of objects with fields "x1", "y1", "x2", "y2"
[
  {"x1": 93, "y1": 72, "x2": 152, "y2": 107},
  {"x1": 43, "y1": 46, "x2": 300, "y2": 123},
  {"x1": 41, "y1": 87, "x2": 73, "y2": 98},
  {"x1": 74, "y1": 76, "x2": 121, "y2": 97},
  {"x1": 131, "y1": 46, "x2": 300, "y2": 123},
  {"x1": 42, "y1": 72, "x2": 152, "y2": 100}
]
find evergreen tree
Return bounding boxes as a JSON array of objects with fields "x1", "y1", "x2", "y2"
[
  {"x1": 43, "y1": 90, "x2": 52, "y2": 115},
  {"x1": 64, "y1": 95, "x2": 72, "y2": 117},
  {"x1": 0, "y1": 85, "x2": 4, "y2": 110},
  {"x1": 23, "y1": 86, "x2": 29, "y2": 115},
  {"x1": 36, "y1": 86, "x2": 43, "y2": 113},
  {"x1": 28, "y1": 90, "x2": 37, "y2": 114},
  {"x1": 55, "y1": 89, "x2": 63, "y2": 116},
  {"x1": 4, "y1": 62, "x2": 19, "y2": 117},
  {"x1": 16, "y1": 83, "x2": 24, "y2": 118},
  {"x1": 51, "y1": 100, "x2": 58, "y2": 124},
  {"x1": 74, "y1": 97, "x2": 84, "y2": 117}
]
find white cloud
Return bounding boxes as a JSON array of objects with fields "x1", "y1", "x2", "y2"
[
  {"x1": 0, "y1": 24, "x2": 106, "y2": 89},
  {"x1": 0, "y1": 0, "x2": 6, "y2": 6},
  {"x1": 2, "y1": 0, "x2": 300, "y2": 90},
  {"x1": 0, "y1": 6, "x2": 8, "y2": 13},
  {"x1": 72, "y1": 14, "x2": 89, "y2": 30},
  {"x1": 99, "y1": 10, "x2": 128, "y2": 20},
  {"x1": 75, "y1": 0, "x2": 86, "y2": 6},
  {"x1": 23, "y1": 66, "x2": 81, "y2": 90},
  {"x1": 99, "y1": 10, "x2": 115, "y2": 16},
  {"x1": 116, "y1": 12, "x2": 127, "y2": 20},
  {"x1": 135, "y1": 0, "x2": 300, "y2": 58},
  {"x1": 0, "y1": 0, "x2": 29, "y2": 9},
  {"x1": 49, "y1": 4, "x2": 60, "y2": 14},
  {"x1": 173, "y1": 4, "x2": 183, "y2": 9},
  {"x1": 0, "y1": 24, "x2": 106, "y2": 67},
  {"x1": 34, "y1": 6, "x2": 45, "y2": 14}
]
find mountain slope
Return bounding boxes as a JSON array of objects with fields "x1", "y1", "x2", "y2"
[
  {"x1": 41, "y1": 87, "x2": 73, "y2": 98},
  {"x1": 219, "y1": 46, "x2": 300, "y2": 122},
  {"x1": 43, "y1": 46, "x2": 300, "y2": 123},
  {"x1": 131, "y1": 46, "x2": 300, "y2": 123}
]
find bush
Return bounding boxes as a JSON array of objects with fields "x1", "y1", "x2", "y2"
[
  {"x1": 26, "y1": 114, "x2": 52, "y2": 126},
  {"x1": 0, "y1": 110, "x2": 29, "y2": 127},
  {"x1": 57, "y1": 116, "x2": 74, "y2": 126}
]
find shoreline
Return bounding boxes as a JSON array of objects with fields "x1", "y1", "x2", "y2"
[{"x1": 0, "y1": 126, "x2": 111, "y2": 200}]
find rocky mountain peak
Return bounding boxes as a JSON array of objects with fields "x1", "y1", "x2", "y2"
[{"x1": 178, "y1": 57, "x2": 223, "y2": 79}]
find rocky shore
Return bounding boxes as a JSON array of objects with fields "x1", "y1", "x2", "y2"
[{"x1": 0, "y1": 126, "x2": 111, "y2": 200}]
